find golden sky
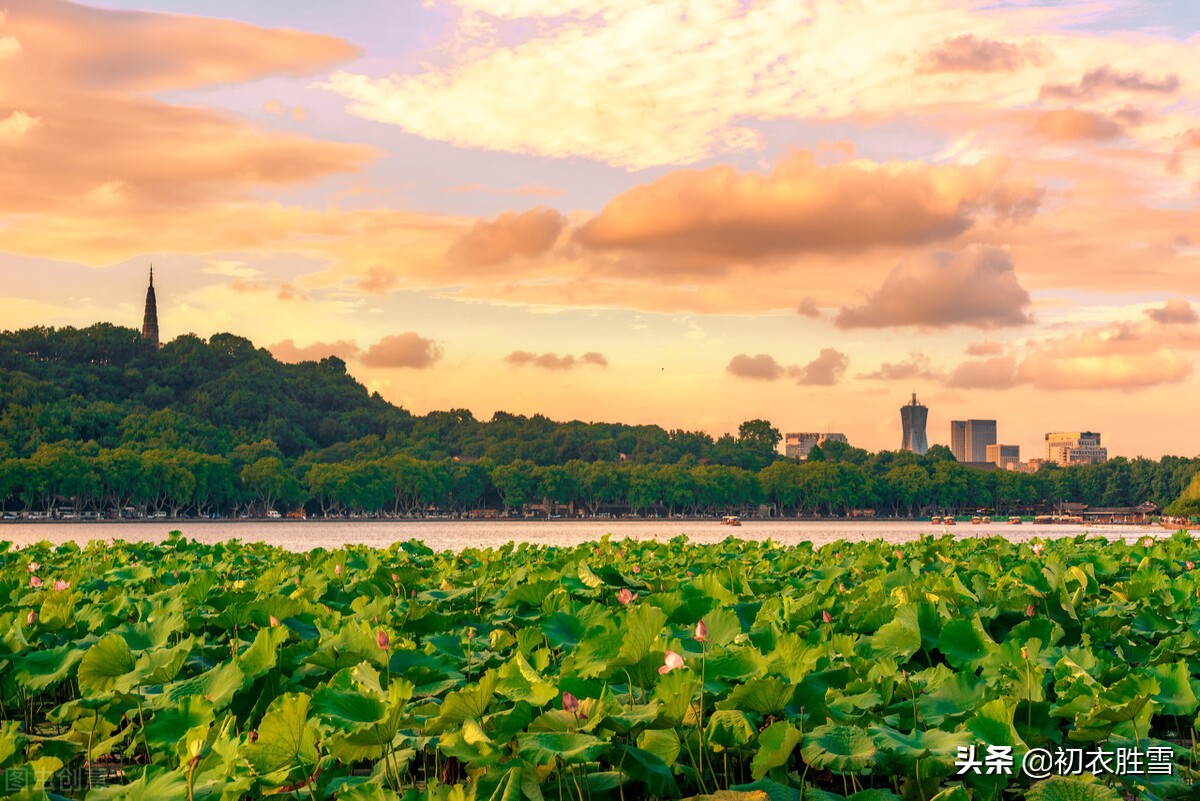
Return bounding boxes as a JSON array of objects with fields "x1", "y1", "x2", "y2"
[{"x1": 2, "y1": 0, "x2": 1199, "y2": 458}]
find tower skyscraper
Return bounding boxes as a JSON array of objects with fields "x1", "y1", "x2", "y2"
[
  {"x1": 142, "y1": 267, "x2": 159, "y2": 349},
  {"x1": 900, "y1": 392, "x2": 928, "y2": 454}
]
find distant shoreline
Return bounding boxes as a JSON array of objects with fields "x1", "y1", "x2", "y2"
[{"x1": 0, "y1": 516, "x2": 1159, "y2": 526}]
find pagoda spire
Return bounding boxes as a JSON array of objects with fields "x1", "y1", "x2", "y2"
[{"x1": 142, "y1": 266, "x2": 159, "y2": 349}]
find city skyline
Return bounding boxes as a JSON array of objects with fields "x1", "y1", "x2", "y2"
[{"x1": 2, "y1": 1, "x2": 1200, "y2": 458}]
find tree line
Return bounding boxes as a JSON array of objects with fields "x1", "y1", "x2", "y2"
[{"x1": 1, "y1": 324, "x2": 1198, "y2": 518}]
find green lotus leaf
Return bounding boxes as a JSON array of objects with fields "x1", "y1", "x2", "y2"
[
  {"x1": 237, "y1": 625, "x2": 288, "y2": 680},
  {"x1": 12, "y1": 642, "x2": 85, "y2": 693},
  {"x1": 516, "y1": 731, "x2": 607, "y2": 765},
  {"x1": 615, "y1": 604, "x2": 668, "y2": 667},
  {"x1": 937, "y1": 615, "x2": 995, "y2": 669},
  {"x1": 718, "y1": 677, "x2": 794, "y2": 716},
  {"x1": 78, "y1": 633, "x2": 136, "y2": 695},
  {"x1": 496, "y1": 653, "x2": 558, "y2": 707},
  {"x1": 799, "y1": 723, "x2": 875, "y2": 774},
  {"x1": 654, "y1": 669, "x2": 701, "y2": 725},
  {"x1": 705, "y1": 710, "x2": 755, "y2": 751},
  {"x1": 751, "y1": 720, "x2": 802, "y2": 780},
  {"x1": 155, "y1": 660, "x2": 245, "y2": 712},
  {"x1": 871, "y1": 604, "x2": 922, "y2": 661},
  {"x1": 926, "y1": 787, "x2": 972, "y2": 801},
  {"x1": 425, "y1": 670, "x2": 499, "y2": 734},
  {"x1": 0, "y1": 721, "x2": 23, "y2": 768},
  {"x1": 244, "y1": 692, "x2": 320, "y2": 786},
  {"x1": 698, "y1": 606, "x2": 743, "y2": 650},
  {"x1": 917, "y1": 672, "x2": 985, "y2": 726},
  {"x1": 869, "y1": 725, "x2": 972, "y2": 772},
  {"x1": 619, "y1": 744, "x2": 681, "y2": 799},
  {"x1": 1148, "y1": 661, "x2": 1199, "y2": 715},
  {"x1": 966, "y1": 697, "x2": 1027, "y2": 751},
  {"x1": 638, "y1": 728, "x2": 681, "y2": 765},
  {"x1": 1025, "y1": 776, "x2": 1123, "y2": 801},
  {"x1": 0, "y1": 755, "x2": 62, "y2": 794}
]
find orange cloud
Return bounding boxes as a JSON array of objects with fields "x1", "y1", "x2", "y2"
[
  {"x1": 1017, "y1": 327, "x2": 1192, "y2": 390},
  {"x1": 270, "y1": 339, "x2": 361, "y2": 363},
  {"x1": 836, "y1": 246, "x2": 1033, "y2": 329},
  {"x1": 361, "y1": 333, "x2": 443, "y2": 369},
  {"x1": 0, "y1": 1, "x2": 373, "y2": 219},
  {"x1": 918, "y1": 35, "x2": 1029, "y2": 73},
  {"x1": 726, "y1": 349, "x2": 848, "y2": 385},
  {"x1": 505, "y1": 351, "x2": 608, "y2": 370},
  {"x1": 965, "y1": 341, "x2": 1005, "y2": 356},
  {"x1": 1145, "y1": 299, "x2": 1198, "y2": 325},
  {"x1": 4, "y1": 0, "x2": 358, "y2": 93},
  {"x1": 1039, "y1": 65, "x2": 1180, "y2": 102},
  {"x1": 574, "y1": 152, "x2": 1041, "y2": 268},
  {"x1": 447, "y1": 207, "x2": 566, "y2": 268},
  {"x1": 858, "y1": 354, "x2": 941, "y2": 381},
  {"x1": 947, "y1": 355, "x2": 1019, "y2": 389},
  {"x1": 1033, "y1": 109, "x2": 1124, "y2": 141}
]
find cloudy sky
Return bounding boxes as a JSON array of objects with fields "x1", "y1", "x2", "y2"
[{"x1": 2, "y1": 0, "x2": 1199, "y2": 458}]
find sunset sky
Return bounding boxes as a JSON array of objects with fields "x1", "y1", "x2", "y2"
[{"x1": 2, "y1": 1, "x2": 1199, "y2": 459}]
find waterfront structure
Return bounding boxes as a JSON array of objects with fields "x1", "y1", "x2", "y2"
[
  {"x1": 986, "y1": 443, "x2": 1020, "y2": 469},
  {"x1": 950, "y1": 419, "x2": 997, "y2": 463},
  {"x1": 1045, "y1": 432, "x2": 1107, "y2": 466},
  {"x1": 784, "y1": 431, "x2": 848, "y2": 460},
  {"x1": 900, "y1": 393, "x2": 928, "y2": 455},
  {"x1": 142, "y1": 267, "x2": 159, "y2": 349}
]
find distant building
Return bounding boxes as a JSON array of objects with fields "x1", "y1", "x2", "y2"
[
  {"x1": 141, "y1": 267, "x2": 159, "y2": 349},
  {"x1": 785, "y1": 432, "x2": 848, "y2": 460},
  {"x1": 986, "y1": 443, "x2": 1020, "y2": 469},
  {"x1": 1045, "y1": 432, "x2": 1108, "y2": 466},
  {"x1": 900, "y1": 393, "x2": 928, "y2": 455},
  {"x1": 950, "y1": 420, "x2": 997, "y2": 463}
]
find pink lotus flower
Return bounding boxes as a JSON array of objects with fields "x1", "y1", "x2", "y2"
[
  {"x1": 838, "y1": 582, "x2": 846, "y2": 593},
  {"x1": 377, "y1": 629, "x2": 390, "y2": 650},
  {"x1": 27, "y1": 562, "x2": 40, "y2": 573},
  {"x1": 26, "y1": 610, "x2": 36, "y2": 626},
  {"x1": 686, "y1": 571, "x2": 694, "y2": 578},
  {"x1": 1186, "y1": 561, "x2": 1195, "y2": 571},
  {"x1": 1141, "y1": 536, "x2": 1154, "y2": 548},
  {"x1": 617, "y1": 588, "x2": 637, "y2": 605},
  {"x1": 562, "y1": 691, "x2": 579, "y2": 713},
  {"x1": 53, "y1": 580, "x2": 70, "y2": 592},
  {"x1": 694, "y1": 620, "x2": 709, "y2": 643},
  {"x1": 29, "y1": 576, "x2": 42, "y2": 588},
  {"x1": 658, "y1": 650, "x2": 685, "y2": 675},
  {"x1": 821, "y1": 610, "x2": 833, "y2": 624},
  {"x1": 335, "y1": 564, "x2": 343, "y2": 575},
  {"x1": 1025, "y1": 604, "x2": 1036, "y2": 618},
  {"x1": 631, "y1": 565, "x2": 641, "y2": 574},
  {"x1": 391, "y1": 573, "x2": 400, "y2": 583},
  {"x1": 1031, "y1": 543, "x2": 1044, "y2": 556},
  {"x1": 269, "y1": 615, "x2": 280, "y2": 627},
  {"x1": 172, "y1": 570, "x2": 179, "y2": 579}
]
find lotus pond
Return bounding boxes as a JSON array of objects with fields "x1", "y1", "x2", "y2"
[{"x1": 1, "y1": 532, "x2": 1198, "y2": 801}]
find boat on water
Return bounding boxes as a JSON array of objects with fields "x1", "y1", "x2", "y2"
[
  {"x1": 1008, "y1": 516, "x2": 1022, "y2": 525},
  {"x1": 1159, "y1": 519, "x2": 1200, "y2": 531},
  {"x1": 982, "y1": 516, "x2": 992, "y2": 524},
  {"x1": 721, "y1": 515, "x2": 741, "y2": 526},
  {"x1": 943, "y1": 516, "x2": 956, "y2": 526},
  {"x1": 930, "y1": 515, "x2": 941, "y2": 524},
  {"x1": 971, "y1": 516, "x2": 981, "y2": 525}
]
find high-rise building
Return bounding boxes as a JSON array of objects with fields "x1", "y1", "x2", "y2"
[
  {"x1": 142, "y1": 267, "x2": 159, "y2": 349},
  {"x1": 1045, "y1": 432, "x2": 1107, "y2": 466},
  {"x1": 950, "y1": 419, "x2": 997, "y2": 462},
  {"x1": 785, "y1": 432, "x2": 848, "y2": 460},
  {"x1": 986, "y1": 444, "x2": 1020, "y2": 469},
  {"x1": 900, "y1": 393, "x2": 928, "y2": 455}
]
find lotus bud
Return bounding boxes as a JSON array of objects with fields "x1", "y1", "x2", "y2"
[
  {"x1": 377, "y1": 629, "x2": 390, "y2": 650},
  {"x1": 562, "y1": 692, "x2": 579, "y2": 713},
  {"x1": 173, "y1": 570, "x2": 179, "y2": 579},
  {"x1": 617, "y1": 588, "x2": 636, "y2": 605},
  {"x1": 821, "y1": 610, "x2": 833, "y2": 624},
  {"x1": 838, "y1": 582, "x2": 846, "y2": 593},
  {"x1": 27, "y1": 561, "x2": 40, "y2": 573},
  {"x1": 29, "y1": 576, "x2": 42, "y2": 588},
  {"x1": 335, "y1": 563, "x2": 343, "y2": 575},
  {"x1": 1031, "y1": 543, "x2": 1044, "y2": 556},
  {"x1": 658, "y1": 650, "x2": 685, "y2": 675},
  {"x1": 248, "y1": 730, "x2": 258, "y2": 743},
  {"x1": 53, "y1": 580, "x2": 69, "y2": 592},
  {"x1": 1141, "y1": 536, "x2": 1153, "y2": 548},
  {"x1": 631, "y1": 565, "x2": 641, "y2": 574},
  {"x1": 269, "y1": 615, "x2": 280, "y2": 627},
  {"x1": 391, "y1": 573, "x2": 400, "y2": 583},
  {"x1": 1021, "y1": 646, "x2": 1028, "y2": 660},
  {"x1": 26, "y1": 610, "x2": 36, "y2": 626},
  {"x1": 1187, "y1": 561, "x2": 1195, "y2": 571},
  {"x1": 694, "y1": 620, "x2": 709, "y2": 643},
  {"x1": 1025, "y1": 604, "x2": 1035, "y2": 617},
  {"x1": 686, "y1": 571, "x2": 694, "y2": 577}
]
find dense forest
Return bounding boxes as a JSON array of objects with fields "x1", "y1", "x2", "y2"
[{"x1": 1, "y1": 324, "x2": 1198, "y2": 518}]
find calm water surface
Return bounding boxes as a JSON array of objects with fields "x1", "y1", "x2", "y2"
[{"x1": 0, "y1": 519, "x2": 1172, "y2": 552}]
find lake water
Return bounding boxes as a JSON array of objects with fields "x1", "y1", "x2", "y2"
[{"x1": 0, "y1": 519, "x2": 1173, "y2": 553}]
